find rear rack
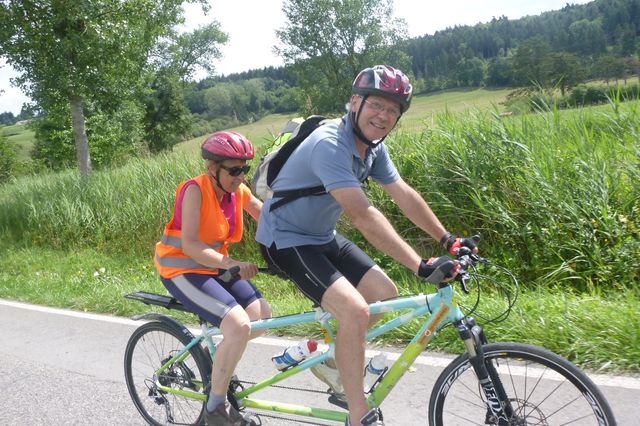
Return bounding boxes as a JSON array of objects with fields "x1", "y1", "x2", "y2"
[{"x1": 125, "y1": 291, "x2": 191, "y2": 313}]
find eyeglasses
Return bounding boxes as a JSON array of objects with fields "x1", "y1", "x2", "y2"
[
  {"x1": 361, "y1": 98, "x2": 401, "y2": 118},
  {"x1": 220, "y1": 164, "x2": 250, "y2": 177}
]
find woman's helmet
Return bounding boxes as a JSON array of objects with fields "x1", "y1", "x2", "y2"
[
  {"x1": 352, "y1": 65, "x2": 413, "y2": 113},
  {"x1": 201, "y1": 131, "x2": 254, "y2": 161}
]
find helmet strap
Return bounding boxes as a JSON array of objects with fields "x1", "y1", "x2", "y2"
[{"x1": 210, "y1": 167, "x2": 232, "y2": 197}]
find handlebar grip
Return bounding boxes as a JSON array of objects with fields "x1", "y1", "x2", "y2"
[{"x1": 218, "y1": 265, "x2": 241, "y2": 283}]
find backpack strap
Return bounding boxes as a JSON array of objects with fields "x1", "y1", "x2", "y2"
[
  {"x1": 269, "y1": 185, "x2": 327, "y2": 212},
  {"x1": 266, "y1": 115, "x2": 327, "y2": 188}
]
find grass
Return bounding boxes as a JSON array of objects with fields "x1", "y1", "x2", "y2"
[
  {"x1": 0, "y1": 122, "x2": 35, "y2": 160},
  {"x1": 0, "y1": 244, "x2": 637, "y2": 371},
  {"x1": 1, "y1": 90, "x2": 638, "y2": 372}
]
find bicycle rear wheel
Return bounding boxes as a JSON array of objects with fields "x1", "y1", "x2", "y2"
[
  {"x1": 429, "y1": 342, "x2": 616, "y2": 426},
  {"x1": 124, "y1": 321, "x2": 211, "y2": 426}
]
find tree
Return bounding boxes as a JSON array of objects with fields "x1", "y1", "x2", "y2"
[
  {"x1": 543, "y1": 52, "x2": 585, "y2": 96},
  {"x1": 487, "y1": 56, "x2": 514, "y2": 86},
  {"x1": 512, "y1": 37, "x2": 552, "y2": 87},
  {"x1": 144, "y1": 23, "x2": 228, "y2": 152},
  {"x1": 596, "y1": 55, "x2": 628, "y2": 84},
  {"x1": 0, "y1": 0, "x2": 206, "y2": 175},
  {"x1": 568, "y1": 19, "x2": 606, "y2": 56},
  {"x1": 275, "y1": 0, "x2": 410, "y2": 113},
  {"x1": 455, "y1": 57, "x2": 486, "y2": 87}
]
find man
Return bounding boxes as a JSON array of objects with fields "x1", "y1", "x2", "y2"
[{"x1": 256, "y1": 65, "x2": 477, "y2": 426}]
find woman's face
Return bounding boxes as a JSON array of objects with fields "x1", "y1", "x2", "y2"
[{"x1": 210, "y1": 159, "x2": 249, "y2": 193}]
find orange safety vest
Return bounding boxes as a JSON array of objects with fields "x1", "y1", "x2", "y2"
[{"x1": 154, "y1": 174, "x2": 251, "y2": 279}]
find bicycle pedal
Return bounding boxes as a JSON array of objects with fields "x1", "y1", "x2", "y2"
[{"x1": 327, "y1": 393, "x2": 348, "y2": 409}]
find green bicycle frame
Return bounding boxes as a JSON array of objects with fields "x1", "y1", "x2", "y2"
[{"x1": 148, "y1": 284, "x2": 465, "y2": 423}]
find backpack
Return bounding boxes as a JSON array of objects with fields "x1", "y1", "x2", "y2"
[{"x1": 251, "y1": 115, "x2": 340, "y2": 211}]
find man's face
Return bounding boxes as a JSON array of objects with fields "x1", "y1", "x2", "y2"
[{"x1": 351, "y1": 95, "x2": 401, "y2": 142}]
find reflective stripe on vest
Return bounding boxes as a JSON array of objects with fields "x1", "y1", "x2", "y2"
[
  {"x1": 154, "y1": 255, "x2": 215, "y2": 271},
  {"x1": 160, "y1": 235, "x2": 223, "y2": 250}
]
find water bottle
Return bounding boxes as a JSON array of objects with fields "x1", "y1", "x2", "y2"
[
  {"x1": 271, "y1": 339, "x2": 318, "y2": 370},
  {"x1": 364, "y1": 352, "x2": 387, "y2": 392}
]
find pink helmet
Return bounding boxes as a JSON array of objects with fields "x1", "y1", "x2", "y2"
[
  {"x1": 352, "y1": 65, "x2": 413, "y2": 113},
  {"x1": 201, "y1": 131, "x2": 254, "y2": 161}
]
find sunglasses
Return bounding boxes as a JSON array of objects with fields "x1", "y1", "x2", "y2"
[{"x1": 220, "y1": 164, "x2": 250, "y2": 177}]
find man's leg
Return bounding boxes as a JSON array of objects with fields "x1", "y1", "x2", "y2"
[
  {"x1": 321, "y1": 277, "x2": 370, "y2": 425},
  {"x1": 356, "y1": 265, "x2": 398, "y2": 325}
]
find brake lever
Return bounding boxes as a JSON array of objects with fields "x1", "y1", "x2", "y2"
[{"x1": 456, "y1": 270, "x2": 471, "y2": 294}]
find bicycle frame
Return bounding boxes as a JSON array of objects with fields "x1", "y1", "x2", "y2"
[{"x1": 152, "y1": 283, "x2": 467, "y2": 424}]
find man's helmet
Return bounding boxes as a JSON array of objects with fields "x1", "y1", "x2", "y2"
[
  {"x1": 201, "y1": 131, "x2": 254, "y2": 161},
  {"x1": 352, "y1": 65, "x2": 413, "y2": 113}
]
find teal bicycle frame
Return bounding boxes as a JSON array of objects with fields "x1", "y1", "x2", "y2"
[{"x1": 154, "y1": 284, "x2": 464, "y2": 424}]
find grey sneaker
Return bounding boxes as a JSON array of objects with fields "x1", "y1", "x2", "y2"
[
  {"x1": 204, "y1": 401, "x2": 255, "y2": 426},
  {"x1": 310, "y1": 361, "x2": 346, "y2": 401},
  {"x1": 345, "y1": 408, "x2": 384, "y2": 425}
]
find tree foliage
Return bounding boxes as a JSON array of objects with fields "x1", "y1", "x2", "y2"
[
  {"x1": 275, "y1": 0, "x2": 410, "y2": 113},
  {"x1": 0, "y1": 0, "x2": 207, "y2": 174}
]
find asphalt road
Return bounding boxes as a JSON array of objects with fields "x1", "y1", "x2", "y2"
[{"x1": 0, "y1": 299, "x2": 637, "y2": 425}]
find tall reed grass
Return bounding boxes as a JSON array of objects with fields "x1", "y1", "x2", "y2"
[
  {"x1": 0, "y1": 151, "x2": 202, "y2": 255},
  {"x1": 379, "y1": 101, "x2": 639, "y2": 290},
  {"x1": 1, "y1": 101, "x2": 638, "y2": 291}
]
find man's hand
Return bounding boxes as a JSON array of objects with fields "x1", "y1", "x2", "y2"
[
  {"x1": 417, "y1": 256, "x2": 459, "y2": 284},
  {"x1": 441, "y1": 233, "x2": 480, "y2": 255}
]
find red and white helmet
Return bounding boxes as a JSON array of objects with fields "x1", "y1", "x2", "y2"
[
  {"x1": 201, "y1": 131, "x2": 254, "y2": 161},
  {"x1": 352, "y1": 65, "x2": 413, "y2": 113}
]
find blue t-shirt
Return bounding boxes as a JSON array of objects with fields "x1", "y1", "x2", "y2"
[{"x1": 255, "y1": 115, "x2": 399, "y2": 248}]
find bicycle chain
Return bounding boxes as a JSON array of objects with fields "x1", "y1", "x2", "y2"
[{"x1": 238, "y1": 379, "x2": 332, "y2": 395}]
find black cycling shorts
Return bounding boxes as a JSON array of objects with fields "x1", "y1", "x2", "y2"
[{"x1": 260, "y1": 233, "x2": 376, "y2": 306}]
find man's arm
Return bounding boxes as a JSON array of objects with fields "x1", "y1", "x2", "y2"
[
  {"x1": 382, "y1": 177, "x2": 449, "y2": 243},
  {"x1": 330, "y1": 186, "x2": 422, "y2": 273}
]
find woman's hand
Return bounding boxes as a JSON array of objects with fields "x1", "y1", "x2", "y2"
[{"x1": 225, "y1": 259, "x2": 258, "y2": 280}]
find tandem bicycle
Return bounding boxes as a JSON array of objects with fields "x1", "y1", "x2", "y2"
[{"x1": 123, "y1": 247, "x2": 616, "y2": 425}]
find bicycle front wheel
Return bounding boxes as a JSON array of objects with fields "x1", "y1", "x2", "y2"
[
  {"x1": 429, "y1": 342, "x2": 616, "y2": 426},
  {"x1": 124, "y1": 321, "x2": 211, "y2": 426}
]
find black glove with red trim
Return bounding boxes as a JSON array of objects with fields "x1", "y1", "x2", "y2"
[
  {"x1": 440, "y1": 233, "x2": 480, "y2": 256},
  {"x1": 417, "y1": 256, "x2": 459, "y2": 284}
]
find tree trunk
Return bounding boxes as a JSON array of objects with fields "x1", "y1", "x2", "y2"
[{"x1": 70, "y1": 95, "x2": 91, "y2": 176}]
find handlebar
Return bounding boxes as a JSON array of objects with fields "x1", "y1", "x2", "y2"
[
  {"x1": 454, "y1": 246, "x2": 487, "y2": 294},
  {"x1": 218, "y1": 265, "x2": 272, "y2": 283}
]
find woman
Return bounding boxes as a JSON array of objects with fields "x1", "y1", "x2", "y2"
[{"x1": 154, "y1": 131, "x2": 270, "y2": 426}]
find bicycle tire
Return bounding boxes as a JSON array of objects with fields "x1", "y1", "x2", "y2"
[
  {"x1": 124, "y1": 321, "x2": 211, "y2": 426},
  {"x1": 428, "y1": 342, "x2": 616, "y2": 426}
]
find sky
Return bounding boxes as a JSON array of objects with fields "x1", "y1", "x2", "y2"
[{"x1": 0, "y1": 0, "x2": 594, "y2": 116}]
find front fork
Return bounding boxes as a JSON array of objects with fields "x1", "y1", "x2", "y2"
[{"x1": 456, "y1": 317, "x2": 515, "y2": 426}]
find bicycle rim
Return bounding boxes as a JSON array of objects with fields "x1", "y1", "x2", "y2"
[
  {"x1": 124, "y1": 322, "x2": 210, "y2": 426},
  {"x1": 429, "y1": 342, "x2": 616, "y2": 426}
]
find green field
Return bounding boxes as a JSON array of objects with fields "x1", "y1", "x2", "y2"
[{"x1": 1, "y1": 121, "x2": 35, "y2": 160}]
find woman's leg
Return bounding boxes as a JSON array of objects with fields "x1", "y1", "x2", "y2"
[
  {"x1": 211, "y1": 305, "x2": 252, "y2": 396},
  {"x1": 244, "y1": 298, "x2": 272, "y2": 339}
]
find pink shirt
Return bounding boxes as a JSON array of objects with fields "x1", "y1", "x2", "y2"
[{"x1": 172, "y1": 180, "x2": 236, "y2": 237}]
